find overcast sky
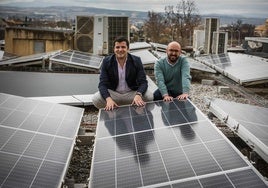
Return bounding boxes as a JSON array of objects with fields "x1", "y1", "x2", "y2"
[{"x1": 0, "y1": 0, "x2": 267, "y2": 18}]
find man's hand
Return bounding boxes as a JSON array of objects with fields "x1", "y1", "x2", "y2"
[
  {"x1": 132, "y1": 95, "x2": 145, "y2": 107},
  {"x1": 177, "y1": 93, "x2": 188, "y2": 100},
  {"x1": 163, "y1": 95, "x2": 173, "y2": 102},
  {"x1": 105, "y1": 97, "x2": 118, "y2": 111}
]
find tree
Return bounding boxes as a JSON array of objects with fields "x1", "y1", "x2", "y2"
[
  {"x1": 144, "y1": 0, "x2": 201, "y2": 45},
  {"x1": 143, "y1": 11, "x2": 168, "y2": 43},
  {"x1": 165, "y1": 0, "x2": 201, "y2": 46},
  {"x1": 227, "y1": 19, "x2": 243, "y2": 46},
  {"x1": 241, "y1": 24, "x2": 255, "y2": 37},
  {"x1": 56, "y1": 21, "x2": 72, "y2": 29},
  {"x1": 224, "y1": 20, "x2": 255, "y2": 46}
]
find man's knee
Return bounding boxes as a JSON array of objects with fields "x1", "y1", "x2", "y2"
[{"x1": 92, "y1": 92, "x2": 106, "y2": 109}]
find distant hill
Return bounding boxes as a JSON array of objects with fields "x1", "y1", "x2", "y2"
[
  {"x1": 201, "y1": 13, "x2": 266, "y2": 26},
  {"x1": 0, "y1": 5, "x2": 266, "y2": 26}
]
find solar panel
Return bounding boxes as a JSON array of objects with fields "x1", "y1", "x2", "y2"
[
  {"x1": 130, "y1": 42, "x2": 152, "y2": 51},
  {"x1": 187, "y1": 58, "x2": 217, "y2": 73},
  {"x1": 146, "y1": 50, "x2": 216, "y2": 73},
  {"x1": 208, "y1": 98, "x2": 268, "y2": 163},
  {"x1": 89, "y1": 99, "x2": 267, "y2": 187},
  {"x1": 50, "y1": 50, "x2": 104, "y2": 70},
  {"x1": 130, "y1": 50, "x2": 158, "y2": 65},
  {"x1": 0, "y1": 71, "x2": 99, "y2": 97},
  {"x1": 196, "y1": 52, "x2": 268, "y2": 85},
  {"x1": 150, "y1": 42, "x2": 167, "y2": 52},
  {"x1": 0, "y1": 93, "x2": 84, "y2": 187},
  {"x1": 0, "y1": 51, "x2": 60, "y2": 66}
]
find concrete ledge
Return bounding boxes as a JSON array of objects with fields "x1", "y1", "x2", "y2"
[
  {"x1": 201, "y1": 79, "x2": 215, "y2": 85},
  {"x1": 218, "y1": 86, "x2": 232, "y2": 94}
]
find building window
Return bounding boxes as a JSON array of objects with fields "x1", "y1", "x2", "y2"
[{"x1": 34, "y1": 41, "x2": 45, "y2": 53}]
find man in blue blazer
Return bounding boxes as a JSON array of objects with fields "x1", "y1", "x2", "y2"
[{"x1": 92, "y1": 36, "x2": 153, "y2": 110}]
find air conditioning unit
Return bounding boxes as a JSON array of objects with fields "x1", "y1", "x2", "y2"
[
  {"x1": 204, "y1": 18, "x2": 220, "y2": 54},
  {"x1": 75, "y1": 16, "x2": 94, "y2": 53},
  {"x1": 93, "y1": 16, "x2": 129, "y2": 55},
  {"x1": 212, "y1": 31, "x2": 228, "y2": 54},
  {"x1": 75, "y1": 15, "x2": 129, "y2": 55}
]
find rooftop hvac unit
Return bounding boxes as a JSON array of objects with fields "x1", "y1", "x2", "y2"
[
  {"x1": 212, "y1": 31, "x2": 228, "y2": 54},
  {"x1": 75, "y1": 15, "x2": 129, "y2": 55},
  {"x1": 107, "y1": 16, "x2": 129, "y2": 54},
  {"x1": 75, "y1": 16, "x2": 94, "y2": 53},
  {"x1": 93, "y1": 16, "x2": 129, "y2": 55},
  {"x1": 204, "y1": 18, "x2": 219, "y2": 54}
]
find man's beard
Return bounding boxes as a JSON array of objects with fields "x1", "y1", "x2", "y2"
[
  {"x1": 117, "y1": 53, "x2": 127, "y2": 59},
  {"x1": 168, "y1": 55, "x2": 178, "y2": 63}
]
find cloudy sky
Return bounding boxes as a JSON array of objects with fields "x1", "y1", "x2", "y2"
[{"x1": 0, "y1": 0, "x2": 267, "y2": 18}]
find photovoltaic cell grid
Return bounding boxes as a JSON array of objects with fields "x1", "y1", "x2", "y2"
[
  {"x1": 90, "y1": 99, "x2": 268, "y2": 188},
  {"x1": 50, "y1": 50, "x2": 104, "y2": 69},
  {"x1": 130, "y1": 50, "x2": 159, "y2": 65},
  {"x1": 195, "y1": 53, "x2": 232, "y2": 74},
  {"x1": 0, "y1": 51, "x2": 60, "y2": 66},
  {"x1": 0, "y1": 93, "x2": 84, "y2": 188},
  {"x1": 196, "y1": 52, "x2": 268, "y2": 84},
  {"x1": 209, "y1": 98, "x2": 268, "y2": 163}
]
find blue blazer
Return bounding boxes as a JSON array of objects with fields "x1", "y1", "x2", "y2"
[{"x1": 98, "y1": 53, "x2": 148, "y2": 99}]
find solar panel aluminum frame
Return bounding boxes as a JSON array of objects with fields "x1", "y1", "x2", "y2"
[
  {"x1": 209, "y1": 100, "x2": 268, "y2": 163},
  {"x1": 89, "y1": 99, "x2": 268, "y2": 188},
  {"x1": 50, "y1": 49, "x2": 104, "y2": 70},
  {"x1": 195, "y1": 53, "x2": 268, "y2": 86},
  {"x1": 0, "y1": 50, "x2": 61, "y2": 66},
  {"x1": 0, "y1": 93, "x2": 84, "y2": 188},
  {"x1": 130, "y1": 49, "x2": 158, "y2": 65},
  {"x1": 29, "y1": 94, "x2": 94, "y2": 106},
  {"x1": 57, "y1": 131, "x2": 81, "y2": 188}
]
